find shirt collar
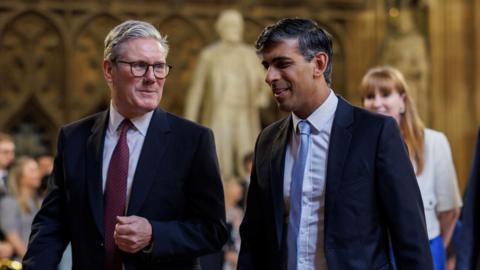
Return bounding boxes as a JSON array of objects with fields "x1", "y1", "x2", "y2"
[
  {"x1": 292, "y1": 89, "x2": 338, "y2": 134},
  {"x1": 108, "y1": 102, "x2": 154, "y2": 136}
]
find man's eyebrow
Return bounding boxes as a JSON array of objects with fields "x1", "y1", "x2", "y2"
[
  {"x1": 262, "y1": 56, "x2": 293, "y2": 67},
  {"x1": 271, "y1": 56, "x2": 292, "y2": 63}
]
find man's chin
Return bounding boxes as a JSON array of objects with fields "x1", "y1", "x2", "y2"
[
  {"x1": 137, "y1": 99, "x2": 161, "y2": 110},
  {"x1": 140, "y1": 106, "x2": 158, "y2": 114},
  {"x1": 125, "y1": 104, "x2": 158, "y2": 118},
  {"x1": 277, "y1": 103, "x2": 292, "y2": 113}
]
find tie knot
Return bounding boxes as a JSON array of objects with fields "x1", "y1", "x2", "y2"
[
  {"x1": 297, "y1": 120, "x2": 311, "y2": 135},
  {"x1": 118, "y1": 119, "x2": 132, "y2": 134}
]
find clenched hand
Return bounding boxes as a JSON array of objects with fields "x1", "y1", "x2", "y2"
[{"x1": 114, "y1": 215, "x2": 152, "y2": 253}]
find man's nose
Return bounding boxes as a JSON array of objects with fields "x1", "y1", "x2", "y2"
[
  {"x1": 143, "y1": 66, "x2": 156, "y2": 82},
  {"x1": 265, "y1": 67, "x2": 281, "y2": 85}
]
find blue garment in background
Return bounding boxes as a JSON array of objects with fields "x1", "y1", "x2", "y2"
[
  {"x1": 391, "y1": 235, "x2": 445, "y2": 270},
  {"x1": 430, "y1": 236, "x2": 446, "y2": 270}
]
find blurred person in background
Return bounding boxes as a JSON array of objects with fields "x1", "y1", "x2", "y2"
[
  {"x1": 360, "y1": 66, "x2": 463, "y2": 270},
  {"x1": 223, "y1": 176, "x2": 244, "y2": 270},
  {"x1": 0, "y1": 157, "x2": 42, "y2": 259},
  {"x1": 35, "y1": 154, "x2": 54, "y2": 197},
  {"x1": 0, "y1": 133, "x2": 15, "y2": 196},
  {"x1": 237, "y1": 152, "x2": 253, "y2": 210},
  {"x1": 0, "y1": 133, "x2": 15, "y2": 259}
]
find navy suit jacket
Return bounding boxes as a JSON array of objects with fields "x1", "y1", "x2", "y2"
[
  {"x1": 23, "y1": 108, "x2": 228, "y2": 270},
  {"x1": 456, "y1": 128, "x2": 480, "y2": 270},
  {"x1": 238, "y1": 97, "x2": 433, "y2": 270}
]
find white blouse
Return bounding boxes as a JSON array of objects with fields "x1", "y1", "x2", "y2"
[{"x1": 415, "y1": 128, "x2": 463, "y2": 240}]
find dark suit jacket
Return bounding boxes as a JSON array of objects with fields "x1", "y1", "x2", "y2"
[
  {"x1": 456, "y1": 128, "x2": 480, "y2": 270},
  {"x1": 238, "y1": 97, "x2": 433, "y2": 270},
  {"x1": 23, "y1": 108, "x2": 228, "y2": 270}
]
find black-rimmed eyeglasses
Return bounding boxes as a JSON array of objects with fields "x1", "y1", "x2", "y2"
[{"x1": 114, "y1": 60, "x2": 172, "y2": 79}]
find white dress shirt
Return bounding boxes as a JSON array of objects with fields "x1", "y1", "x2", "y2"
[
  {"x1": 102, "y1": 103, "x2": 153, "y2": 210},
  {"x1": 284, "y1": 90, "x2": 338, "y2": 270}
]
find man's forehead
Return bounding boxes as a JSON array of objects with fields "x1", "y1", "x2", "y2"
[
  {"x1": 260, "y1": 39, "x2": 301, "y2": 61},
  {"x1": 118, "y1": 38, "x2": 167, "y2": 59}
]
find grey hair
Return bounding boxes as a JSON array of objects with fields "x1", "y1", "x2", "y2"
[{"x1": 104, "y1": 20, "x2": 169, "y2": 61}]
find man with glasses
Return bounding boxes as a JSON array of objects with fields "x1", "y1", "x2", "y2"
[{"x1": 23, "y1": 20, "x2": 227, "y2": 270}]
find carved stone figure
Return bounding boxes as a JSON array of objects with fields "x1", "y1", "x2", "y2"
[
  {"x1": 185, "y1": 9, "x2": 269, "y2": 177},
  {"x1": 382, "y1": 8, "x2": 430, "y2": 122}
]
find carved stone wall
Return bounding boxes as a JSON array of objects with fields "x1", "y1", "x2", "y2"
[
  {"x1": 2, "y1": 0, "x2": 475, "y2": 190},
  {"x1": 0, "y1": 0, "x2": 376, "y2": 157},
  {"x1": 428, "y1": 0, "x2": 478, "y2": 191},
  {"x1": 1, "y1": 0, "x2": 477, "y2": 196}
]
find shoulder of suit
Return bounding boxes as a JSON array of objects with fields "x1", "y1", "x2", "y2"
[
  {"x1": 61, "y1": 111, "x2": 106, "y2": 134},
  {"x1": 351, "y1": 105, "x2": 394, "y2": 123},
  {"x1": 264, "y1": 116, "x2": 290, "y2": 132},
  {"x1": 334, "y1": 102, "x2": 398, "y2": 135},
  {"x1": 256, "y1": 117, "x2": 290, "y2": 143},
  {"x1": 164, "y1": 111, "x2": 210, "y2": 134}
]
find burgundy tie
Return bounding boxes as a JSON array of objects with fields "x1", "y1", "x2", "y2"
[{"x1": 104, "y1": 119, "x2": 131, "y2": 270}]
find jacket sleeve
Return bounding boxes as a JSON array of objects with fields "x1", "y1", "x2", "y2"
[
  {"x1": 146, "y1": 128, "x2": 228, "y2": 262},
  {"x1": 376, "y1": 117, "x2": 433, "y2": 270},
  {"x1": 238, "y1": 166, "x2": 258, "y2": 269},
  {"x1": 23, "y1": 129, "x2": 69, "y2": 270},
  {"x1": 456, "y1": 128, "x2": 480, "y2": 270},
  {"x1": 237, "y1": 132, "x2": 268, "y2": 270}
]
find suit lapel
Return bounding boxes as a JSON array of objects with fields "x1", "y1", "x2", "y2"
[
  {"x1": 270, "y1": 116, "x2": 292, "y2": 249},
  {"x1": 86, "y1": 110, "x2": 109, "y2": 237},
  {"x1": 127, "y1": 109, "x2": 171, "y2": 215},
  {"x1": 325, "y1": 97, "x2": 353, "y2": 228}
]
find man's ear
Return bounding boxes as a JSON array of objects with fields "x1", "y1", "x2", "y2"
[
  {"x1": 103, "y1": 60, "x2": 114, "y2": 83},
  {"x1": 313, "y1": 52, "x2": 328, "y2": 78}
]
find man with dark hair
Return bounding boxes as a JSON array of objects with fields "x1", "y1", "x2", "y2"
[
  {"x1": 238, "y1": 18, "x2": 433, "y2": 270},
  {"x1": 23, "y1": 20, "x2": 227, "y2": 270}
]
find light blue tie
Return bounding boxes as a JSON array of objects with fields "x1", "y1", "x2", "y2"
[{"x1": 287, "y1": 120, "x2": 311, "y2": 270}]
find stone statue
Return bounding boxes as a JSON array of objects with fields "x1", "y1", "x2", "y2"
[
  {"x1": 185, "y1": 9, "x2": 269, "y2": 177},
  {"x1": 382, "y1": 8, "x2": 430, "y2": 122}
]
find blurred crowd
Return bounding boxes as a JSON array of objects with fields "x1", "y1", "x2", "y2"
[{"x1": 0, "y1": 132, "x2": 53, "y2": 267}]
